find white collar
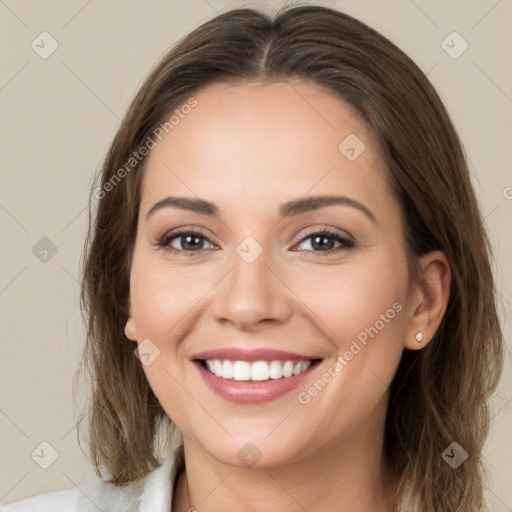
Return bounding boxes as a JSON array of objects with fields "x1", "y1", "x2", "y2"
[{"x1": 135, "y1": 444, "x2": 185, "y2": 511}]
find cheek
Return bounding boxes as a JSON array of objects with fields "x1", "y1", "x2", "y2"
[
  {"x1": 291, "y1": 252, "x2": 408, "y2": 345},
  {"x1": 290, "y1": 257, "x2": 407, "y2": 432},
  {"x1": 129, "y1": 250, "x2": 213, "y2": 343},
  {"x1": 128, "y1": 252, "x2": 200, "y2": 427},
  {"x1": 293, "y1": 252, "x2": 408, "y2": 401}
]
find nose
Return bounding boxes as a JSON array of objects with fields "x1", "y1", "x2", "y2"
[{"x1": 210, "y1": 245, "x2": 293, "y2": 332}]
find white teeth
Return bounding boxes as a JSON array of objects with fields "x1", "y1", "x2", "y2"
[
  {"x1": 283, "y1": 361, "x2": 294, "y2": 378},
  {"x1": 204, "y1": 359, "x2": 314, "y2": 381},
  {"x1": 222, "y1": 360, "x2": 233, "y2": 379},
  {"x1": 214, "y1": 359, "x2": 223, "y2": 377},
  {"x1": 233, "y1": 361, "x2": 251, "y2": 381},
  {"x1": 292, "y1": 361, "x2": 311, "y2": 375},
  {"x1": 269, "y1": 360, "x2": 283, "y2": 379},
  {"x1": 251, "y1": 361, "x2": 269, "y2": 381},
  {"x1": 301, "y1": 360, "x2": 311, "y2": 373}
]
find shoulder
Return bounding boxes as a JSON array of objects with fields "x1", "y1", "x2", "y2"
[
  {"x1": 1, "y1": 445, "x2": 185, "y2": 512},
  {"x1": 1, "y1": 479, "x2": 134, "y2": 512}
]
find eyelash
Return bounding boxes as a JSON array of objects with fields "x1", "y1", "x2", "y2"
[{"x1": 156, "y1": 228, "x2": 355, "y2": 256}]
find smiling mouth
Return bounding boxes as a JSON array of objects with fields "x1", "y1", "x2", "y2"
[{"x1": 196, "y1": 358, "x2": 322, "y2": 382}]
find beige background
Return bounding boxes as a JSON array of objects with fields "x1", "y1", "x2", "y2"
[{"x1": 1, "y1": 0, "x2": 511, "y2": 508}]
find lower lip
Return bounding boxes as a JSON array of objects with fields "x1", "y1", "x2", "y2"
[{"x1": 193, "y1": 360, "x2": 320, "y2": 404}]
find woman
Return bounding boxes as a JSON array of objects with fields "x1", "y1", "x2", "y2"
[{"x1": 2, "y1": 5, "x2": 503, "y2": 512}]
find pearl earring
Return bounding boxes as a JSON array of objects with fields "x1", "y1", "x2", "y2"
[
  {"x1": 125, "y1": 318, "x2": 137, "y2": 340},
  {"x1": 415, "y1": 331, "x2": 423, "y2": 342}
]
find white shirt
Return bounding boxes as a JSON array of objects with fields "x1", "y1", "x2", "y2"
[{"x1": 1, "y1": 445, "x2": 185, "y2": 512}]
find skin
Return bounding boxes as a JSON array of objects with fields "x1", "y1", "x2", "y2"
[{"x1": 124, "y1": 81, "x2": 451, "y2": 512}]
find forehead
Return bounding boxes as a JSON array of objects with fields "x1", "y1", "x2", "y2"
[{"x1": 140, "y1": 81, "x2": 392, "y2": 217}]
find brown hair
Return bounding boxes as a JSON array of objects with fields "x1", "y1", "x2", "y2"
[{"x1": 78, "y1": 5, "x2": 504, "y2": 510}]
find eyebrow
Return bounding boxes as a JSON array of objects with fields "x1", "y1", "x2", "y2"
[{"x1": 146, "y1": 195, "x2": 377, "y2": 224}]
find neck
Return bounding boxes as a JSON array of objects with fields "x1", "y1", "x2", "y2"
[{"x1": 173, "y1": 401, "x2": 397, "y2": 512}]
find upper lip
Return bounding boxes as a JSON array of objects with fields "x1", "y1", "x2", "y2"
[{"x1": 191, "y1": 347, "x2": 321, "y2": 362}]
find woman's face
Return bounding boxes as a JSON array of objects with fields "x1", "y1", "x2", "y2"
[{"x1": 126, "y1": 81, "x2": 418, "y2": 468}]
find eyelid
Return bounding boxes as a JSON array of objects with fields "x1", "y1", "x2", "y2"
[
  {"x1": 157, "y1": 225, "x2": 355, "y2": 254},
  {"x1": 295, "y1": 225, "x2": 354, "y2": 244},
  {"x1": 156, "y1": 227, "x2": 217, "y2": 250}
]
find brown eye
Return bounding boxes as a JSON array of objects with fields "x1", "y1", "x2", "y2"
[
  {"x1": 158, "y1": 231, "x2": 216, "y2": 253},
  {"x1": 294, "y1": 229, "x2": 355, "y2": 253}
]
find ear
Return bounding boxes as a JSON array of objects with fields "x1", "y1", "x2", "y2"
[
  {"x1": 404, "y1": 250, "x2": 451, "y2": 350},
  {"x1": 124, "y1": 296, "x2": 138, "y2": 342}
]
